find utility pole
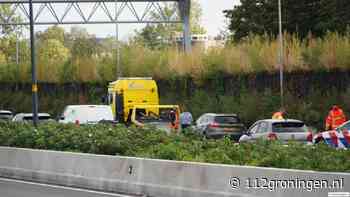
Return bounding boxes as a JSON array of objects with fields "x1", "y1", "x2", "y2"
[
  {"x1": 278, "y1": 0, "x2": 284, "y2": 108},
  {"x1": 115, "y1": 0, "x2": 121, "y2": 78},
  {"x1": 29, "y1": 0, "x2": 39, "y2": 126},
  {"x1": 15, "y1": 33, "x2": 19, "y2": 65}
]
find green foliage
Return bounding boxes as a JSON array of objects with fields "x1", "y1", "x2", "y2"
[
  {"x1": 36, "y1": 26, "x2": 65, "y2": 44},
  {"x1": 0, "y1": 121, "x2": 348, "y2": 172},
  {"x1": 224, "y1": 0, "x2": 350, "y2": 41},
  {"x1": 1, "y1": 27, "x2": 350, "y2": 82},
  {"x1": 0, "y1": 5, "x2": 23, "y2": 36},
  {"x1": 37, "y1": 39, "x2": 70, "y2": 82},
  {"x1": 133, "y1": 0, "x2": 206, "y2": 49}
]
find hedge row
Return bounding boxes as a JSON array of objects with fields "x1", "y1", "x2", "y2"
[{"x1": 0, "y1": 121, "x2": 349, "y2": 172}]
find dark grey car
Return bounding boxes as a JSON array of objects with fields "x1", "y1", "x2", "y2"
[{"x1": 195, "y1": 113, "x2": 245, "y2": 141}]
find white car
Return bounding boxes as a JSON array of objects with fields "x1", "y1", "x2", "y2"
[
  {"x1": 59, "y1": 105, "x2": 114, "y2": 124},
  {"x1": 12, "y1": 113, "x2": 52, "y2": 122}
]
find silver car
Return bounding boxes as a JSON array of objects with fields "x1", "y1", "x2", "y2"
[{"x1": 239, "y1": 119, "x2": 313, "y2": 143}]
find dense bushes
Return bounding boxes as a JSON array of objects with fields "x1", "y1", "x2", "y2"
[{"x1": 0, "y1": 121, "x2": 349, "y2": 172}]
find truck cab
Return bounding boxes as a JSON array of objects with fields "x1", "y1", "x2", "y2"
[{"x1": 107, "y1": 77, "x2": 160, "y2": 123}]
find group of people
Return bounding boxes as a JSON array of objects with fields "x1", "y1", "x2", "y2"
[{"x1": 272, "y1": 105, "x2": 347, "y2": 131}]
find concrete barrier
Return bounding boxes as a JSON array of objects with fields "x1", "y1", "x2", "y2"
[{"x1": 0, "y1": 146, "x2": 348, "y2": 197}]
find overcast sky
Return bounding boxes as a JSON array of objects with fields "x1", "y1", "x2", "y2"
[{"x1": 32, "y1": 0, "x2": 238, "y2": 39}]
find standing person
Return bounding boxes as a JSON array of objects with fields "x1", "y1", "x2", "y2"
[
  {"x1": 325, "y1": 105, "x2": 347, "y2": 130},
  {"x1": 180, "y1": 111, "x2": 193, "y2": 129},
  {"x1": 272, "y1": 108, "x2": 285, "y2": 120}
]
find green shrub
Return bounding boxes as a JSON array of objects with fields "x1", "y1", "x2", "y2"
[{"x1": 0, "y1": 122, "x2": 349, "y2": 172}]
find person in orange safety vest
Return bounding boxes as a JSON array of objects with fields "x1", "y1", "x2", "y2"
[
  {"x1": 272, "y1": 108, "x2": 285, "y2": 120},
  {"x1": 168, "y1": 108, "x2": 180, "y2": 133},
  {"x1": 325, "y1": 105, "x2": 347, "y2": 130}
]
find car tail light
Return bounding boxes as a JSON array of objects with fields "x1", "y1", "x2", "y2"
[
  {"x1": 306, "y1": 132, "x2": 313, "y2": 142},
  {"x1": 268, "y1": 132, "x2": 277, "y2": 140},
  {"x1": 209, "y1": 122, "x2": 219, "y2": 128},
  {"x1": 75, "y1": 120, "x2": 80, "y2": 125}
]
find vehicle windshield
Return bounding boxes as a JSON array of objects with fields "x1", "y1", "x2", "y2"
[
  {"x1": 214, "y1": 116, "x2": 239, "y2": 124},
  {"x1": 137, "y1": 108, "x2": 176, "y2": 123},
  {"x1": 272, "y1": 122, "x2": 307, "y2": 133},
  {"x1": 337, "y1": 121, "x2": 350, "y2": 132}
]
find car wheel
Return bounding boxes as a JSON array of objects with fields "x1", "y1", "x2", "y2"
[{"x1": 202, "y1": 132, "x2": 208, "y2": 140}]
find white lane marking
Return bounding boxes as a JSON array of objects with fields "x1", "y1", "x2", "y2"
[
  {"x1": 0, "y1": 177, "x2": 137, "y2": 197},
  {"x1": 329, "y1": 192, "x2": 350, "y2": 197}
]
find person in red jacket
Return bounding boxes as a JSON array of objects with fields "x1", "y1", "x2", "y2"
[{"x1": 325, "y1": 105, "x2": 347, "y2": 130}]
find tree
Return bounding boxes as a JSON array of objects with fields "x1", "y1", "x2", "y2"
[
  {"x1": 133, "y1": 0, "x2": 206, "y2": 49},
  {"x1": 0, "y1": 5, "x2": 25, "y2": 66},
  {"x1": 36, "y1": 26, "x2": 65, "y2": 43},
  {"x1": 37, "y1": 39, "x2": 70, "y2": 82},
  {"x1": 224, "y1": 0, "x2": 350, "y2": 41},
  {"x1": 0, "y1": 5, "x2": 23, "y2": 36},
  {"x1": 67, "y1": 27, "x2": 101, "y2": 82}
]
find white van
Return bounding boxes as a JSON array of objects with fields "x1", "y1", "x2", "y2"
[{"x1": 59, "y1": 105, "x2": 114, "y2": 124}]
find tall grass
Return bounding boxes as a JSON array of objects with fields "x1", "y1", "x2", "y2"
[{"x1": 0, "y1": 32, "x2": 350, "y2": 83}]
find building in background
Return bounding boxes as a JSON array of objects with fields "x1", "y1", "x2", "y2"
[{"x1": 173, "y1": 33, "x2": 226, "y2": 50}]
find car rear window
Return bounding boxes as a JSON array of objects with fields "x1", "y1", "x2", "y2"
[
  {"x1": 272, "y1": 122, "x2": 307, "y2": 133},
  {"x1": 0, "y1": 112, "x2": 12, "y2": 116},
  {"x1": 23, "y1": 116, "x2": 51, "y2": 121},
  {"x1": 214, "y1": 116, "x2": 239, "y2": 124}
]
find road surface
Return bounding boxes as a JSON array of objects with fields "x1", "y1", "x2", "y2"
[{"x1": 0, "y1": 177, "x2": 138, "y2": 197}]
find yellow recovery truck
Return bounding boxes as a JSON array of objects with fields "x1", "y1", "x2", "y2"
[{"x1": 106, "y1": 77, "x2": 180, "y2": 133}]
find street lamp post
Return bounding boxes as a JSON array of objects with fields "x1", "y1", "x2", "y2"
[
  {"x1": 29, "y1": 0, "x2": 39, "y2": 126},
  {"x1": 115, "y1": 0, "x2": 121, "y2": 78},
  {"x1": 278, "y1": 0, "x2": 284, "y2": 108}
]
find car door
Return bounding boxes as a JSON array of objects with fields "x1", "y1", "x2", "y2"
[
  {"x1": 201, "y1": 115, "x2": 211, "y2": 134},
  {"x1": 196, "y1": 115, "x2": 207, "y2": 133},
  {"x1": 247, "y1": 122, "x2": 260, "y2": 141},
  {"x1": 255, "y1": 121, "x2": 269, "y2": 140}
]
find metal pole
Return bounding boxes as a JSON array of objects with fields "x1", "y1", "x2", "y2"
[
  {"x1": 29, "y1": 0, "x2": 39, "y2": 126},
  {"x1": 16, "y1": 33, "x2": 19, "y2": 65},
  {"x1": 115, "y1": 0, "x2": 121, "y2": 78},
  {"x1": 179, "y1": 0, "x2": 191, "y2": 52},
  {"x1": 278, "y1": 0, "x2": 284, "y2": 108}
]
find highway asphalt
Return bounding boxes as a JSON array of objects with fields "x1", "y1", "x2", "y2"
[{"x1": 0, "y1": 177, "x2": 138, "y2": 197}]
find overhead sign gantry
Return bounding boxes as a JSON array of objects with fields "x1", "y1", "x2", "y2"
[
  {"x1": 0, "y1": 0, "x2": 191, "y2": 126},
  {"x1": 0, "y1": 0, "x2": 191, "y2": 51}
]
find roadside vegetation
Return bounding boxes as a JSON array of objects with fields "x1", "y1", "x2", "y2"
[
  {"x1": 1, "y1": 30, "x2": 350, "y2": 83},
  {"x1": 0, "y1": 121, "x2": 349, "y2": 173}
]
